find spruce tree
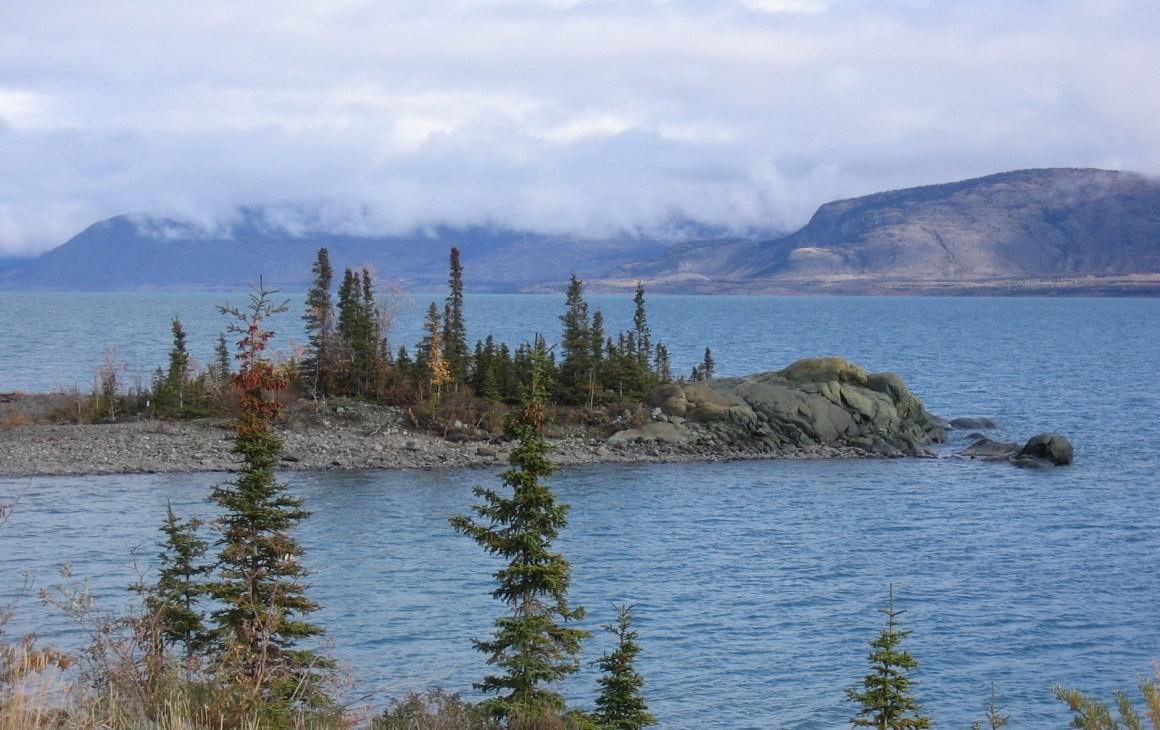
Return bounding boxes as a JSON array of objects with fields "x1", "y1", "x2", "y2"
[
  {"x1": 632, "y1": 282, "x2": 651, "y2": 372},
  {"x1": 691, "y1": 347, "x2": 715, "y2": 382},
  {"x1": 594, "y1": 604, "x2": 656, "y2": 730},
  {"x1": 653, "y1": 343, "x2": 672, "y2": 384},
  {"x1": 450, "y1": 350, "x2": 588, "y2": 718},
  {"x1": 336, "y1": 267, "x2": 383, "y2": 397},
  {"x1": 971, "y1": 683, "x2": 1009, "y2": 730},
  {"x1": 154, "y1": 317, "x2": 190, "y2": 414},
  {"x1": 1053, "y1": 676, "x2": 1160, "y2": 730},
  {"x1": 208, "y1": 284, "x2": 330, "y2": 716},
  {"x1": 442, "y1": 246, "x2": 470, "y2": 386},
  {"x1": 213, "y1": 332, "x2": 231, "y2": 388},
  {"x1": 137, "y1": 502, "x2": 212, "y2": 662},
  {"x1": 301, "y1": 247, "x2": 336, "y2": 398},
  {"x1": 558, "y1": 274, "x2": 593, "y2": 400},
  {"x1": 846, "y1": 587, "x2": 931, "y2": 730},
  {"x1": 472, "y1": 336, "x2": 502, "y2": 401},
  {"x1": 359, "y1": 268, "x2": 385, "y2": 395}
]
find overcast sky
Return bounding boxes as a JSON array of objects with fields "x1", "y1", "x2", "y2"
[{"x1": 1, "y1": 0, "x2": 1158, "y2": 257}]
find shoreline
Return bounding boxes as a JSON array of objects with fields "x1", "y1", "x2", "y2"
[{"x1": 0, "y1": 398, "x2": 874, "y2": 479}]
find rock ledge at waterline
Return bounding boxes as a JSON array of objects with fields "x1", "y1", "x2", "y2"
[
  {"x1": 614, "y1": 356, "x2": 946, "y2": 459},
  {"x1": 2, "y1": 357, "x2": 947, "y2": 478}
]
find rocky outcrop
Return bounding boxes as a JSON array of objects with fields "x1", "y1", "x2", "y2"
[{"x1": 623, "y1": 356, "x2": 946, "y2": 458}]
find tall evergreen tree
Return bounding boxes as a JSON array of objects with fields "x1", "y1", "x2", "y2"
[
  {"x1": 155, "y1": 317, "x2": 190, "y2": 413},
  {"x1": 450, "y1": 351, "x2": 588, "y2": 718},
  {"x1": 594, "y1": 604, "x2": 656, "y2": 730},
  {"x1": 336, "y1": 267, "x2": 383, "y2": 397},
  {"x1": 209, "y1": 284, "x2": 330, "y2": 716},
  {"x1": 653, "y1": 343, "x2": 672, "y2": 384},
  {"x1": 588, "y1": 310, "x2": 606, "y2": 406},
  {"x1": 213, "y1": 331, "x2": 231, "y2": 389},
  {"x1": 846, "y1": 587, "x2": 931, "y2": 730},
  {"x1": 496, "y1": 342, "x2": 517, "y2": 400},
  {"x1": 558, "y1": 275, "x2": 593, "y2": 402},
  {"x1": 442, "y1": 246, "x2": 470, "y2": 386},
  {"x1": 632, "y1": 282, "x2": 651, "y2": 371},
  {"x1": 472, "y1": 336, "x2": 502, "y2": 401},
  {"x1": 301, "y1": 247, "x2": 336, "y2": 397}
]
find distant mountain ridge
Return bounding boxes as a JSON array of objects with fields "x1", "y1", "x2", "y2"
[
  {"x1": 3, "y1": 168, "x2": 1159, "y2": 294},
  {"x1": 0, "y1": 211, "x2": 682, "y2": 292},
  {"x1": 597, "y1": 168, "x2": 1160, "y2": 295}
]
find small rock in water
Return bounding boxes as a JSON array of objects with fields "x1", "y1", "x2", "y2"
[
  {"x1": 949, "y1": 417, "x2": 1001, "y2": 430},
  {"x1": 1016, "y1": 433, "x2": 1073, "y2": 466},
  {"x1": 961, "y1": 438, "x2": 1020, "y2": 459}
]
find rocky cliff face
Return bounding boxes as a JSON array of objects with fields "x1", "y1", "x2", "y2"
[
  {"x1": 612, "y1": 356, "x2": 946, "y2": 458},
  {"x1": 599, "y1": 168, "x2": 1160, "y2": 295}
]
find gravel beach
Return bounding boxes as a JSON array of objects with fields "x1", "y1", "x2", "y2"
[{"x1": 0, "y1": 395, "x2": 858, "y2": 478}]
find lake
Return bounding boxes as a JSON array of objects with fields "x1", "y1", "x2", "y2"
[{"x1": 2, "y1": 292, "x2": 1160, "y2": 727}]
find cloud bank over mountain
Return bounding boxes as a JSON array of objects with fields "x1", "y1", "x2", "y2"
[{"x1": 2, "y1": 0, "x2": 1158, "y2": 256}]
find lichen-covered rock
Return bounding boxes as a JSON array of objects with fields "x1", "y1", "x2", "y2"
[
  {"x1": 778, "y1": 356, "x2": 869, "y2": 385},
  {"x1": 645, "y1": 383, "x2": 688, "y2": 417},
  {"x1": 630, "y1": 356, "x2": 946, "y2": 457}
]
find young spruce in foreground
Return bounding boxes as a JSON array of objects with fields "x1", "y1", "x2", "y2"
[
  {"x1": 847, "y1": 586, "x2": 931, "y2": 729},
  {"x1": 450, "y1": 347, "x2": 590, "y2": 721}
]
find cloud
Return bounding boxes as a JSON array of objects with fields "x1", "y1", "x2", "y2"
[
  {"x1": 739, "y1": 0, "x2": 831, "y2": 14},
  {"x1": 1, "y1": 0, "x2": 1158, "y2": 256}
]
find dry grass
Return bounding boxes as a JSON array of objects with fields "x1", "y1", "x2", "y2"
[{"x1": 0, "y1": 407, "x2": 27, "y2": 429}]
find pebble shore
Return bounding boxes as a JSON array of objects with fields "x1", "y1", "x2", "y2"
[{"x1": 0, "y1": 397, "x2": 859, "y2": 478}]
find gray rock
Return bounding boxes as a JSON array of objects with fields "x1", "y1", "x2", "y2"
[
  {"x1": 961, "y1": 438, "x2": 1021, "y2": 459},
  {"x1": 949, "y1": 417, "x2": 1001, "y2": 430},
  {"x1": 1012, "y1": 455, "x2": 1058, "y2": 469},
  {"x1": 608, "y1": 421, "x2": 692, "y2": 445},
  {"x1": 1016, "y1": 433, "x2": 1073, "y2": 466}
]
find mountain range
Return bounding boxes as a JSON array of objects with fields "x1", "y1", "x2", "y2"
[
  {"x1": 597, "y1": 168, "x2": 1160, "y2": 295},
  {"x1": 2, "y1": 167, "x2": 1158, "y2": 294}
]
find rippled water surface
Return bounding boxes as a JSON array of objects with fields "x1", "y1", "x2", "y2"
[{"x1": 3, "y1": 294, "x2": 1160, "y2": 727}]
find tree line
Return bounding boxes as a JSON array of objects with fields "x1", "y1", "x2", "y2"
[
  {"x1": 297, "y1": 246, "x2": 688, "y2": 409},
  {"x1": 74, "y1": 245, "x2": 719, "y2": 426}
]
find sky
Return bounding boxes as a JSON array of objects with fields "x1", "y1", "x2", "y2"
[{"x1": 1, "y1": 0, "x2": 1158, "y2": 257}]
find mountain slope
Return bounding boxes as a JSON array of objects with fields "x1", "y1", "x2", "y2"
[
  {"x1": 0, "y1": 212, "x2": 672, "y2": 292},
  {"x1": 599, "y1": 168, "x2": 1160, "y2": 294}
]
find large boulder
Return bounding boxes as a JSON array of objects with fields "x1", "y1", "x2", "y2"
[
  {"x1": 629, "y1": 356, "x2": 945, "y2": 457},
  {"x1": 644, "y1": 383, "x2": 688, "y2": 417},
  {"x1": 779, "y1": 356, "x2": 869, "y2": 385}
]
